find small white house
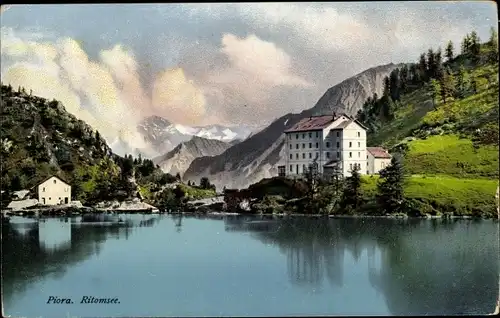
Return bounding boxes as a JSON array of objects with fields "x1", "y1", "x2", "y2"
[
  {"x1": 366, "y1": 147, "x2": 392, "y2": 175},
  {"x1": 35, "y1": 176, "x2": 71, "y2": 205}
]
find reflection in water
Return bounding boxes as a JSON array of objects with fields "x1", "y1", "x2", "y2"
[
  {"x1": 225, "y1": 216, "x2": 499, "y2": 315},
  {"x1": 2, "y1": 214, "x2": 162, "y2": 309},
  {"x1": 39, "y1": 218, "x2": 72, "y2": 253},
  {"x1": 2, "y1": 215, "x2": 498, "y2": 316}
]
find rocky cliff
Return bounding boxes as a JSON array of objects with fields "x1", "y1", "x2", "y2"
[
  {"x1": 183, "y1": 63, "x2": 400, "y2": 189},
  {"x1": 152, "y1": 136, "x2": 232, "y2": 177}
]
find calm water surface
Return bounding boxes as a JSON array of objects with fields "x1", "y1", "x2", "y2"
[{"x1": 3, "y1": 214, "x2": 499, "y2": 317}]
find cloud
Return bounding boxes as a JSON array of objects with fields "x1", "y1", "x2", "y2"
[
  {"x1": 192, "y1": 33, "x2": 312, "y2": 126},
  {"x1": 0, "y1": 27, "x2": 155, "y2": 156},
  {"x1": 219, "y1": 33, "x2": 311, "y2": 87},
  {"x1": 0, "y1": 26, "x2": 212, "y2": 155},
  {"x1": 151, "y1": 68, "x2": 207, "y2": 125}
]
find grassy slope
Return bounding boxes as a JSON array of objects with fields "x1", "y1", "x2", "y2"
[
  {"x1": 361, "y1": 175, "x2": 497, "y2": 217},
  {"x1": 365, "y1": 55, "x2": 499, "y2": 216}
]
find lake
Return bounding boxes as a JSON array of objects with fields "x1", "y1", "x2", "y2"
[{"x1": 2, "y1": 214, "x2": 499, "y2": 317}]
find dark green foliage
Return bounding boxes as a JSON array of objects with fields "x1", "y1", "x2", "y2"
[
  {"x1": 487, "y1": 27, "x2": 498, "y2": 63},
  {"x1": 341, "y1": 164, "x2": 362, "y2": 213},
  {"x1": 445, "y1": 40, "x2": 454, "y2": 62},
  {"x1": 377, "y1": 155, "x2": 406, "y2": 214},
  {"x1": 199, "y1": 177, "x2": 213, "y2": 190}
]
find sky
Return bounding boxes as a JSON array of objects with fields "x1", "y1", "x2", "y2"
[{"x1": 0, "y1": 2, "x2": 497, "y2": 148}]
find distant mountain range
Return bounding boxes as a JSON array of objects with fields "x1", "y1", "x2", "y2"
[
  {"x1": 183, "y1": 63, "x2": 402, "y2": 189},
  {"x1": 136, "y1": 115, "x2": 253, "y2": 156},
  {"x1": 152, "y1": 136, "x2": 234, "y2": 177}
]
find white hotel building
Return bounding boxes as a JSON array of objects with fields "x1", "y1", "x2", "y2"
[{"x1": 278, "y1": 113, "x2": 368, "y2": 178}]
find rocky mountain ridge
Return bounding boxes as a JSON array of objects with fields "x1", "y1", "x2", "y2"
[
  {"x1": 152, "y1": 135, "x2": 233, "y2": 177},
  {"x1": 182, "y1": 62, "x2": 401, "y2": 189}
]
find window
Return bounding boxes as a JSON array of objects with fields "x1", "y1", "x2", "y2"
[
  {"x1": 296, "y1": 164, "x2": 299, "y2": 174},
  {"x1": 336, "y1": 142, "x2": 340, "y2": 148},
  {"x1": 290, "y1": 144, "x2": 292, "y2": 149},
  {"x1": 349, "y1": 152, "x2": 352, "y2": 158},
  {"x1": 309, "y1": 132, "x2": 312, "y2": 138},
  {"x1": 357, "y1": 132, "x2": 361, "y2": 137},
  {"x1": 296, "y1": 144, "x2": 299, "y2": 149},
  {"x1": 316, "y1": 152, "x2": 319, "y2": 158},
  {"x1": 350, "y1": 163, "x2": 353, "y2": 170},
  {"x1": 303, "y1": 164, "x2": 306, "y2": 172},
  {"x1": 290, "y1": 165, "x2": 293, "y2": 172},
  {"x1": 309, "y1": 143, "x2": 312, "y2": 148},
  {"x1": 337, "y1": 152, "x2": 340, "y2": 158},
  {"x1": 302, "y1": 153, "x2": 306, "y2": 159},
  {"x1": 65, "y1": 188, "x2": 68, "y2": 192},
  {"x1": 53, "y1": 179, "x2": 57, "y2": 184},
  {"x1": 326, "y1": 152, "x2": 330, "y2": 158},
  {"x1": 358, "y1": 152, "x2": 360, "y2": 157},
  {"x1": 358, "y1": 142, "x2": 360, "y2": 147},
  {"x1": 302, "y1": 133, "x2": 305, "y2": 139},
  {"x1": 367, "y1": 162, "x2": 369, "y2": 166},
  {"x1": 289, "y1": 134, "x2": 291, "y2": 140},
  {"x1": 302, "y1": 143, "x2": 305, "y2": 149},
  {"x1": 315, "y1": 142, "x2": 318, "y2": 148},
  {"x1": 309, "y1": 153, "x2": 312, "y2": 159},
  {"x1": 58, "y1": 197, "x2": 61, "y2": 201},
  {"x1": 366, "y1": 155, "x2": 368, "y2": 159},
  {"x1": 296, "y1": 134, "x2": 299, "y2": 139},
  {"x1": 336, "y1": 132, "x2": 340, "y2": 137},
  {"x1": 49, "y1": 197, "x2": 51, "y2": 201},
  {"x1": 290, "y1": 154, "x2": 293, "y2": 159},
  {"x1": 296, "y1": 153, "x2": 299, "y2": 159},
  {"x1": 316, "y1": 131, "x2": 319, "y2": 138},
  {"x1": 326, "y1": 142, "x2": 330, "y2": 148},
  {"x1": 349, "y1": 142, "x2": 352, "y2": 147},
  {"x1": 42, "y1": 187, "x2": 45, "y2": 192}
]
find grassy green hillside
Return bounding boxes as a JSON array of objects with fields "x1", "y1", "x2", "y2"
[
  {"x1": 361, "y1": 175, "x2": 497, "y2": 217},
  {"x1": 361, "y1": 32, "x2": 498, "y2": 209}
]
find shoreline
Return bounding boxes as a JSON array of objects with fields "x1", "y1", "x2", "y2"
[{"x1": 3, "y1": 208, "x2": 497, "y2": 220}]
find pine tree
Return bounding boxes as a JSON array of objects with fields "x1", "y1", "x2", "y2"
[
  {"x1": 400, "y1": 64, "x2": 409, "y2": 92},
  {"x1": 454, "y1": 66, "x2": 467, "y2": 98},
  {"x1": 440, "y1": 67, "x2": 456, "y2": 103},
  {"x1": 427, "y1": 48, "x2": 435, "y2": 79},
  {"x1": 418, "y1": 53, "x2": 428, "y2": 82},
  {"x1": 376, "y1": 155, "x2": 406, "y2": 215},
  {"x1": 383, "y1": 76, "x2": 390, "y2": 96},
  {"x1": 434, "y1": 48, "x2": 444, "y2": 80},
  {"x1": 445, "y1": 40, "x2": 454, "y2": 62},
  {"x1": 430, "y1": 79, "x2": 441, "y2": 108},
  {"x1": 461, "y1": 33, "x2": 472, "y2": 54},
  {"x1": 341, "y1": 164, "x2": 362, "y2": 213},
  {"x1": 488, "y1": 27, "x2": 499, "y2": 63},
  {"x1": 470, "y1": 31, "x2": 481, "y2": 64}
]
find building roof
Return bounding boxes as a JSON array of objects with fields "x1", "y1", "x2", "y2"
[
  {"x1": 33, "y1": 175, "x2": 71, "y2": 188},
  {"x1": 330, "y1": 118, "x2": 368, "y2": 131},
  {"x1": 367, "y1": 147, "x2": 392, "y2": 159},
  {"x1": 284, "y1": 115, "x2": 336, "y2": 133}
]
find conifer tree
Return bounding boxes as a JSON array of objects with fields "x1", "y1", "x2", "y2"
[
  {"x1": 341, "y1": 164, "x2": 362, "y2": 213},
  {"x1": 377, "y1": 155, "x2": 405, "y2": 215},
  {"x1": 488, "y1": 27, "x2": 499, "y2": 63},
  {"x1": 430, "y1": 79, "x2": 441, "y2": 108},
  {"x1": 445, "y1": 40, "x2": 454, "y2": 62},
  {"x1": 470, "y1": 31, "x2": 481, "y2": 64},
  {"x1": 454, "y1": 66, "x2": 467, "y2": 98}
]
